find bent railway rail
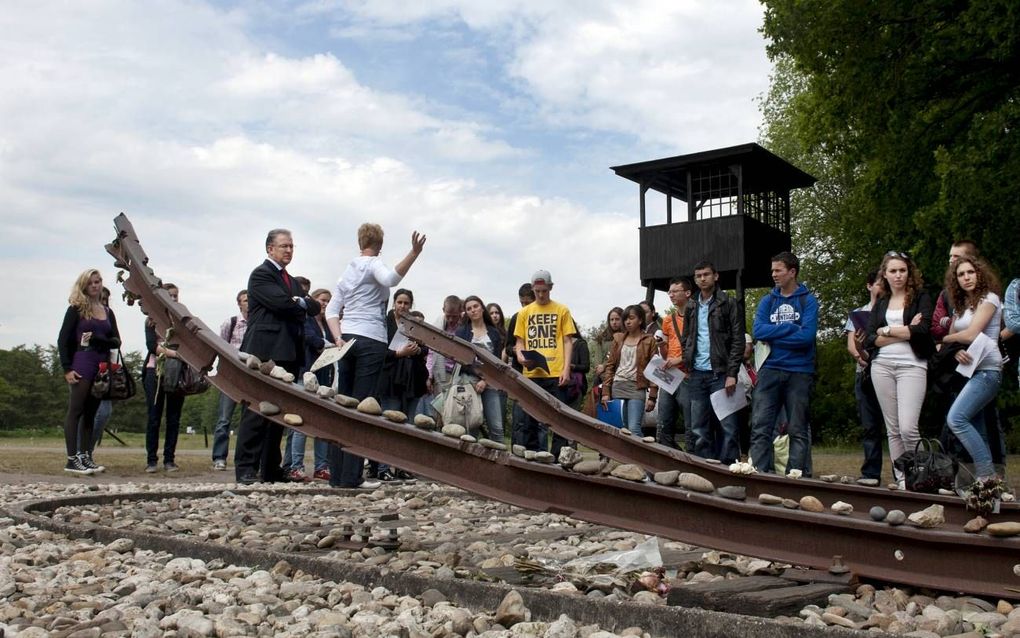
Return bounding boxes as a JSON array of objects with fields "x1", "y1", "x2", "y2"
[{"x1": 106, "y1": 213, "x2": 1020, "y2": 599}]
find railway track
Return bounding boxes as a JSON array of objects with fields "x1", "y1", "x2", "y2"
[{"x1": 105, "y1": 213, "x2": 1020, "y2": 599}]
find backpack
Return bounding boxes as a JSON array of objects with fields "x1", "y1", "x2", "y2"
[{"x1": 440, "y1": 363, "x2": 484, "y2": 430}]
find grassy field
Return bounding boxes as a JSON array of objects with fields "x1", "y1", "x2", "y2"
[{"x1": 1, "y1": 430, "x2": 1017, "y2": 491}]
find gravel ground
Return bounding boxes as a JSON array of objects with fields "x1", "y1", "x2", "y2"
[{"x1": 1, "y1": 477, "x2": 1019, "y2": 637}]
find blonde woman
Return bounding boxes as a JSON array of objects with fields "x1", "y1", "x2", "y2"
[{"x1": 57, "y1": 269, "x2": 121, "y2": 475}]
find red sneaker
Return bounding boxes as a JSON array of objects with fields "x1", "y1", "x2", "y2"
[
  {"x1": 312, "y1": 467, "x2": 331, "y2": 481},
  {"x1": 288, "y1": 468, "x2": 311, "y2": 483}
]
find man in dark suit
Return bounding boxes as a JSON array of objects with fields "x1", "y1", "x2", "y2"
[{"x1": 234, "y1": 228, "x2": 321, "y2": 484}]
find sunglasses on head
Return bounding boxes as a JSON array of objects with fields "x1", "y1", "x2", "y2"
[{"x1": 885, "y1": 250, "x2": 911, "y2": 260}]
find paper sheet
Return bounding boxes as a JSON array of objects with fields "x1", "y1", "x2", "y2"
[
  {"x1": 710, "y1": 383, "x2": 749, "y2": 420},
  {"x1": 642, "y1": 355, "x2": 684, "y2": 395},
  {"x1": 310, "y1": 338, "x2": 356, "y2": 372},
  {"x1": 754, "y1": 341, "x2": 771, "y2": 372},
  {"x1": 955, "y1": 332, "x2": 993, "y2": 379},
  {"x1": 388, "y1": 326, "x2": 410, "y2": 352}
]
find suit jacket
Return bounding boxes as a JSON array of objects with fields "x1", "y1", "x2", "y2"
[{"x1": 241, "y1": 259, "x2": 320, "y2": 369}]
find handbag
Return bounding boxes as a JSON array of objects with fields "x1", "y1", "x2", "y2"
[
  {"x1": 440, "y1": 363, "x2": 484, "y2": 429},
  {"x1": 107, "y1": 350, "x2": 136, "y2": 401},
  {"x1": 162, "y1": 356, "x2": 211, "y2": 396},
  {"x1": 90, "y1": 365, "x2": 110, "y2": 399},
  {"x1": 893, "y1": 439, "x2": 957, "y2": 494}
]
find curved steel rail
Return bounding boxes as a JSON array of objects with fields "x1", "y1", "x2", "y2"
[
  {"x1": 397, "y1": 314, "x2": 1017, "y2": 525},
  {"x1": 105, "y1": 214, "x2": 1020, "y2": 598}
]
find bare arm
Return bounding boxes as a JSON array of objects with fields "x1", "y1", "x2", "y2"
[{"x1": 392, "y1": 231, "x2": 426, "y2": 277}]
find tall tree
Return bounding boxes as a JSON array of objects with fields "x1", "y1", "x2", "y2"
[{"x1": 760, "y1": 0, "x2": 1020, "y2": 328}]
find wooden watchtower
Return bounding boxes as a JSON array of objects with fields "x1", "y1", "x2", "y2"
[{"x1": 611, "y1": 143, "x2": 816, "y2": 304}]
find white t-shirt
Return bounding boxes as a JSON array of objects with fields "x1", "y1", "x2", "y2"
[
  {"x1": 875, "y1": 307, "x2": 925, "y2": 368},
  {"x1": 951, "y1": 292, "x2": 1002, "y2": 371},
  {"x1": 324, "y1": 256, "x2": 403, "y2": 343}
]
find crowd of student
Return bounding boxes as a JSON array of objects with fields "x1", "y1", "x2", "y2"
[{"x1": 57, "y1": 232, "x2": 1018, "y2": 497}]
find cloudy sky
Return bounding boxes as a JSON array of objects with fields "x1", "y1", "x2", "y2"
[{"x1": 0, "y1": 0, "x2": 772, "y2": 351}]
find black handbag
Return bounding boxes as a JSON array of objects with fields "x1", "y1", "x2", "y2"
[
  {"x1": 894, "y1": 439, "x2": 957, "y2": 494},
  {"x1": 162, "y1": 357, "x2": 211, "y2": 396},
  {"x1": 107, "y1": 350, "x2": 136, "y2": 401}
]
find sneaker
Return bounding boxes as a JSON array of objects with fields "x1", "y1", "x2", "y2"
[
  {"x1": 288, "y1": 468, "x2": 311, "y2": 483},
  {"x1": 164, "y1": 462, "x2": 180, "y2": 473},
  {"x1": 395, "y1": 469, "x2": 417, "y2": 482},
  {"x1": 212, "y1": 460, "x2": 227, "y2": 471},
  {"x1": 377, "y1": 470, "x2": 398, "y2": 482},
  {"x1": 358, "y1": 479, "x2": 382, "y2": 489},
  {"x1": 145, "y1": 464, "x2": 159, "y2": 473},
  {"x1": 80, "y1": 452, "x2": 105, "y2": 474},
  {"x1": 313, "y1": 467, "x2": 331, "y2": 481},
  {"x1": 64, "y1": 456, "x2": 93, "y2": 475}
]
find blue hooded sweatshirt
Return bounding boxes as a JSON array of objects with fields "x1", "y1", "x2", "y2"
[{"x1": 752, "y1": 283, "x2": 818, "y2": 374}]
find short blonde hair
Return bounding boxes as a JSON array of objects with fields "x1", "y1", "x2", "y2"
[
  {"x1": 358, "y1": 223, "x2": 384, "y2": 250},
  {"x1": 69, "y1": 268, "x2": 102, "y2": 319}
]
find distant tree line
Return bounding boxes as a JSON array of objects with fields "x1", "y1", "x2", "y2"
[{"x1": 0, "y1": 345, "x2": 224, "y2": 437}]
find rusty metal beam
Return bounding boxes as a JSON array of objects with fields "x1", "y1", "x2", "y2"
[
  {"x1": 106, "y1": 214, "x2": 1020, "y2": 599},
  {"x1": 397, "y1": 314, "x2": 1016, "y2": 526}
]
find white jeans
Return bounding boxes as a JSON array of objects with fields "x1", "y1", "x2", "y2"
[{"x1": 870, "y1": 359, "x2": 927, "y2": 481}]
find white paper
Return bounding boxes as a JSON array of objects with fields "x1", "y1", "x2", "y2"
[
  {"x1": 710, "y1": 383, "x2": 749, "y2": 420},
  {"x1": 388, "y1": 326, "x2": 410, "y2": 352},
  {"x1": 754, "y1": 341, "x2": 771, "y2": 372},
  {"x1": 955, "y1": 332, "x2": 993, "y2": 379},
  {"x1": 310, "y1": 338, "x2": 356, "y2": 372},
  {"x1": 642, "y1": 355, "x2": 684, "y2": 395}
]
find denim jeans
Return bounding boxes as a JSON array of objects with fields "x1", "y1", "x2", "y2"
[
  {"x1": 518, "y1": 377, "x2": 570, "y2": 458},
  {"x1": 374, "y1": 395, "x2": 419, "y2": 475},
  {"x1": 621, "y1": 398, "x2": 646, "y2": 437},
  {"x1": 212, "y1": 390, "x2": 236, "y2": 462},
  {"x1": 855, "y1": 371, "x2": 884, "y2": 480},
  {"x1": 291, "y1": 432, "x2": 328, "y2": 471},
  {"x1": 327, "y1": 334, "x2": 387, "y2": 487},
  {"x1": 686, "y1": 370, "x2": 740, "y2": 465},
  {"x1": 947, "y1": 369, "x2": 1001, "y2": 478},
  {"x1": 656, "y1": 383, "x2": 686, "y2": 449},
  {"x1": 749, "y1": 368, "x2": 813, "y2": 474},
  {"x1": 477, "y1": 387, "x2": 505, "y2": 442},
  {"x1": 143, "y1": 368, "x2": 184, "y2": 465}
]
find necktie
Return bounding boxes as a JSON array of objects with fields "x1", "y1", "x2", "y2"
[{"x1": 281, "y1": 268, "x2": 291, "y2": 290}]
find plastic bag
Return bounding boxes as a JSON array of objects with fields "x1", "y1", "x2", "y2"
[
  {"x1": 773, "y1": 433, "x2": 789, "y2": 475},
  {"x1": 563, "y1": 536, "x2": 662, "y2": 575}
]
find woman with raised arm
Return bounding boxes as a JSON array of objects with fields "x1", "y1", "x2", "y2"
[
  {"x1": 942, "y1": 256, "x2": 1006, "y2": 488},
  {"x1": 864, "y1": 252, "x2": 934, "y2": 488},
  {"x1": 324, "y1": 223, "x2": 426, "y2": 489},
  {"x1": 57, "y1": 269, "x2": 121, "y2": 475},
  {"x1": 456, "y1": 295, "x2": 505, "y2": 442},
  {"x1": 600, "y1": 304, "x2": 659, "y2": 437}
]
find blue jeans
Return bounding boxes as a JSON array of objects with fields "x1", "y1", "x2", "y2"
[
  {"x1": 947, "y1": 369, "x2": 1001, "y2": 478},
  {"x1": 686, "y1": 370, "x2": 740, "y2": 464},
  {"x1": 750, "y1": 368, "x2": 813, "y2": 474},
  {"x1": 656, "y1": 383, "x2": 686, "y2": 449},
  {"x1": 143, "y1": 368, "x2": 184, "y2": 465},
  {"x1": 518, "y1": 377, "x2": 570, "y2": 458},
  {"x1": 621, "y1": 398, "x2": 646, "y2": 437},
  {"x1": 291, "y1": 432, "x2": 328, "y2": 472},
  {"x1": 327, "y1": 334, "x2": 387, "y2": 487},
  {"x1": 480, "y1": 387, "x2": 505, "y2": 442},
  {"x1": 855, "y1": 371, "x2": 884, "y2": 480},
  {"x1": 212, "y1": 390, "x2": 236, "y2": 462}
]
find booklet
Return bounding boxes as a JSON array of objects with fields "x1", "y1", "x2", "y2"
[
  {"x1": 850, "y1": 310, "x2": 871, "y2": 332},
  {"x1": 642, "y1": 355, "x2": 684, "y2": 395},
  {"x1": 520, "y1": 350, "x2": 550, "y2": 373}
]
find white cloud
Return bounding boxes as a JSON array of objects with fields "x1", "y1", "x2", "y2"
[{"x1": 0, "y1": 0, "x2": 763, "y2": 352}]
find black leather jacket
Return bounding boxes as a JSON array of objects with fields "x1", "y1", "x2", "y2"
[{"x1": 681, "y1": 287, "x2": 745, "y2": 378}]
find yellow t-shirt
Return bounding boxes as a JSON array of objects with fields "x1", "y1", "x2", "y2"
[{"x1": 513, "y1": 300, "x2": 577, "y2": 379}]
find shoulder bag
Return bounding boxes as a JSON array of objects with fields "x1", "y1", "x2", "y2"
[
  {"x1": 440, "y1": 363, "x2": 484, "y2": 430},
  {"x1": 893, "y1": 439, "x2": 957, "y2": 494}
]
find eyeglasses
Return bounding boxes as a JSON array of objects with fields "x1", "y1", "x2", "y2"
[{"x1": 885, "y1": 250, "x2": 911, "y2": 260}]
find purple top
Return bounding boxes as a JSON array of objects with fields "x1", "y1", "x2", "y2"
[{"x1": 71, "y1": 315, "x2": 114, "y2": 381}]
